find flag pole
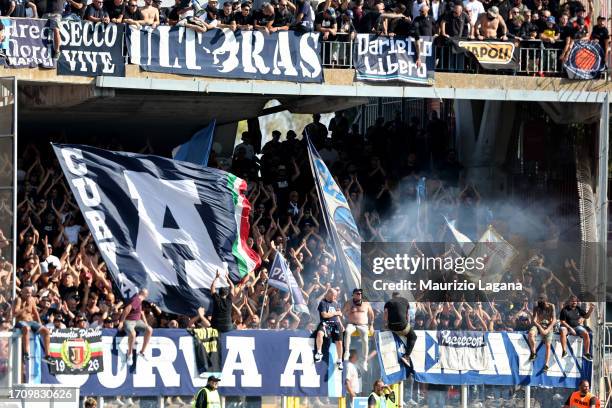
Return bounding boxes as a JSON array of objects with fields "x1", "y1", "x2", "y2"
[{"x1": 259, "y1": 278, "x2": 270, "y2": 327}]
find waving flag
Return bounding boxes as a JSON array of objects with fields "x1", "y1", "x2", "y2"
[
  {"x1": 444, "y1": 216, "x2": 475, "y2": 255},
  {"x1": 53, "y1": 144, "x2": 260, "y2": 315},
  {"x1": 268, "y1": 252, "x2": 309, "y2": 314},
  {"x1": 173, "y1": 120, "x2": 216, "y2": 166},
  {"x1": 306, "y1": 137, "x2": 361, "y2": 293},
  {"x1": 467, "y1": 225, "x2": 517, "y2": 285}
]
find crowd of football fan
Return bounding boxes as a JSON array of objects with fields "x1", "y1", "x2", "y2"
[
  {"x1": 0, "y1": 112, "x2": 597, "y2": 405},
  {"x1": 2, "y1": 0, "x2": 609, "y2": 65}
]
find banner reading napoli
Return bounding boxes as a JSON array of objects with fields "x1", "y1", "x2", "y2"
[
  {"x1": 127, "y1": 27, "x2": 322, "y2": 83},
  {"x1": 57, "y1": 20, "x2": 126, "y2": 77},
  {"x1": 354, "y1": 34, "x2": 434, "y2": 84},
  {"x1": 1, "y1": 18, "x2": 54, "y2": 68},
  {"x1": 411, "y1": 330, "x2": 591, "y2": 388},
  {"x1": 40, "y1": 329, "x2": 343, "y2": 397},
  {"x1": 455, "y1": 40, "x2": 519, "y2": 70},
  {"x1": 52, "y1": 144, "x2": 260, "y2": 315},
  {"x1": 564, "y1": 41, "x2": 605, "y2": 80},
  {"x1": 437, "y1": 330, "x2": 489, "y2": 371},
  {"x1": 306, "y1": 137, "x2": 361, "y2": 293},
  {"x1": 48, "y1": 328, "x2": 103, "y2": 375}
]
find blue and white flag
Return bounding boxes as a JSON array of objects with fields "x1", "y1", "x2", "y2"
[
  {"x1": 444, "y1": 216, "x2": 474, "y2": 255},
  {"x1": 52, "y1": 144, "x2": 260, "y2": 315},
  {"x1": 173, "y1": 120, "x2": 216, "y2": 166},
  {"x1": 268, "y1": 252, "x2": 309, "y2": 315},
  {"x1": 306, "y1": 137, "x2": 361, "y2": 292},
  {"x1": 375, "y1": 330, "x2": 410, "y2": 385}
]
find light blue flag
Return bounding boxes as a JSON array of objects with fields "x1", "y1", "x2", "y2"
[
  {"x1": 173, "y1": 120, "x2": 216, "y2": 166},
  {"x1": 306, "y1": 136, "x2": 361, "y2": 293},
  {"x1": 268, "y1": 252, "x2": 309, "y2": 315}
]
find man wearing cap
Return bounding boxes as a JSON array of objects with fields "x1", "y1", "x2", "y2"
[
  {"x1": 591, "y1": 16, "x2": 610, "y2": 56},
  {"x1": 193, "y1": 375, "x2": 221, "y2": 408},
  {"x1": 540, "y1": 15, "x2": 560, "y2": 43},
  {"x1": 141, "y1": 0, "x2": 160, "y2": 28},
  {"x1": 315, "y1": 6, "x2": 338, "y2": 40},
  {"x1": 342, "y1": 288, "x2": 374, "y2": 370},
  {"x1": 474, "y1": 6, "x2": 508, "y2": 40}
]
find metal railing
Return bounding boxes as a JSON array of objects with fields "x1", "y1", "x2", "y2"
[{"x1": 321, "y1": 39, "x2": 569, "y2": 76}]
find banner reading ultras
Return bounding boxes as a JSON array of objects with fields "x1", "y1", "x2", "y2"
[
  {"x1": 361, "y1": 241, "x2": 605, "y2": 302},
  {"x1": 354, "y1": 34, "x2": 434, "y2": 84},
  {"x1": 127, "y1": 27, "x2": 322, "y2": 82}
]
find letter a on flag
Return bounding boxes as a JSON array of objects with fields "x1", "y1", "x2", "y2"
[{"x1": 53, "y1": 144, "x2": 260, "y2": 315}]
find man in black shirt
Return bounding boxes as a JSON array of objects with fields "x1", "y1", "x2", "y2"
[
  {"x1": 218, "y1": 1, "x2": 236, "y2": 29},
  {"x1": 273, "y1": 0, "x2": 294, "y2": 30},
  {"x1": 123, "y1": 0, "x2": 145, "y2": 28},
  {"x1": 104, "y1": 0, "x2": 125, "y2": 23},
  {"x1": 314, "y1": 288, "x2": 344, "y2": 371},
  {"x1": 440, "y1": 2, "x2": 468, "y2": 38},
  {"x1": 64, "y1": 0, "x2": 86, "y2": 19},
  {"x1": 384, "y1": 292, "x2": 417, "y2": 367},
  {"x1": 209, "y1": 270, "x2": 235, "y2": 333},
  {"x1": 559, "y1": 295, "x2": 595, "y2": 361},
  {"x1": 253, "y1": 2, "x2": 275, "y2": 32},
  {"x1": 591, "y1": 16, "x2": 610, "y2": 57},
  {"x1": 84, "y1": 0, "x2": 109, "y2": 22},
  {"x1": 315, "y1": 7, "x2": 337, "y2": 40},
  {"x1": 235, "y1": 1, "x2": 254, "y2": 29},
  {"x1": 413, "y1": 4, "x2": 436, "y2": 36},
  {"x1": 37, "y1": 0, "x2": 63, "y2": 58}
]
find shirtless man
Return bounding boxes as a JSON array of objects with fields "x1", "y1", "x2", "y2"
[
  {"x1": 141, "y1": 0, "x2": 160, "y2": 28},
  {"x1": 474, "y1": 6, "x2": 508, "y2": 40},
  {"x1": 13, "y1": 285, "x2": 51, "y2": 362},
  {"x1": 343, "y1": 288, "x2": 374, "y2": 370}
]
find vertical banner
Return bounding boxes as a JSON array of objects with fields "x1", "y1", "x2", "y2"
[
  {"x1": 57, "y1": 21, "x2": 125, "y2": 76},
  {"x1": 2, "y1": 18, "x2": 54, "y2": 68},
  {"x1": 306, "y1": 137, "x2": 361, "y2": 293},
  {"x1": 354, "y1": 34, "x2": 434, "y2": 84}
]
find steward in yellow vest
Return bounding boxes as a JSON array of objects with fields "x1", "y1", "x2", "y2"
[
  {"x1": 193, "y1": 375, "x2": 222, "y2": 408},
  {"x1": 367, "y1": 380, "x2": 398, "y2": 408}
]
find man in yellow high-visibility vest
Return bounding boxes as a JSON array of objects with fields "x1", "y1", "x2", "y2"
[
  {"x1": 367, "y1": 379, "x2": 397, "y2": 408},
  {"x1": 563, "y1": 380, "x2": 600, "y2": 408},
  {"x1": 193, "y1": 375, "x2": 222, "y2": 408}
]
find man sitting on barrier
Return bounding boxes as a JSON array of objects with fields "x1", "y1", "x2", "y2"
[
  {"x1": 384, "y1": 291, "x2": 416, "y2": 368},
  {"x1": 474, "y1": 6, "x2": 509, "y2": 40},
  {"x1": 13, "y1": 283, "x2": 51, "y2": 363},
  {"x1": 559, "y1": 295, "x2": 594, "y2": 361},
  {"x1": 527, "y1": 294, "x2": 556, "y2": 372},
  {"x1": 342, "y1": 288, "x2": 374, "y2": 370},
  {"x1": 314, "y1": 288, "x2": 344, "y2": 370},
  {"x1": 117, "y1": 288, "x2": 153, "y2": 366}
]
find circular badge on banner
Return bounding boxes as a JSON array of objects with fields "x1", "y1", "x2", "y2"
[
  {"x1": 564, "y1": 40, "x2": 604, "y2": 80},
  {"x1": 60, "y1": 338, "x2": 92, "y2": 370}
]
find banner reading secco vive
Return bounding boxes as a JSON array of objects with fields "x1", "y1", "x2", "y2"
[
  {"x1": 354, "y1": 34, "x2": 434, "y2": 84},
  {"x1": 57, "y1": 20, "x2": 126, "y2": 76},
  {"x1": 127, "y1": 27, "x2": 322, "y2": 82},
  {"x1": 1, "y1": 18, "x2": 54, "y2": 68},
  {"x1": 39, "y1": 329, "x2": 343, "y2": 397},
  {"x1": 455, "y1": 40, "x2": 518, "y2": 70}
]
